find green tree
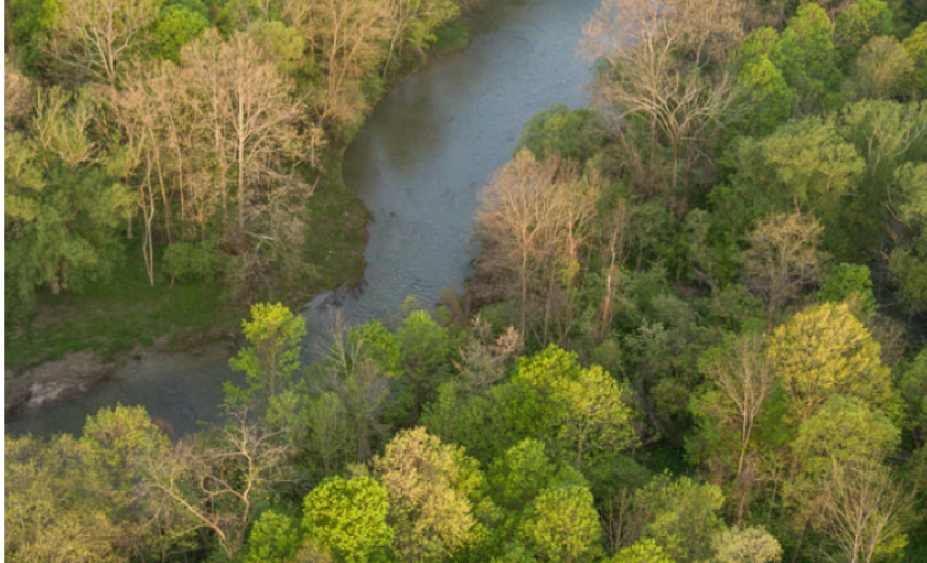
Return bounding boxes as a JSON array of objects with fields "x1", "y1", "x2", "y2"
[
  {"x1": 5, "y1": 435, "x2": 122, "y2": 563},
  {"x1": 374, "y1": 427, "x2": 481, "y2": 563},
  {"x1": 736, "y1": 54, "x2": 796, "y2": 136},
  {"x1": 903, "y1": 22, "x2": 927, "y2": 95},
  {"x1": 514, "y1": 345, "x2": 638, "y2": 466},
  {"x1": 396, "y1": 308, "x2": 455, "y2": 420},
  {"x1": 150, "y1": 4, "x2": 208, "y2": 62},
  {"x1": 4, "y1": 88, "x2": 131, "y2": 312},
  {"x1": 765, "y1": 302, "x2": 898, "y2": 425},
  {"x1": 899, "y1": 349, "x2": 927, "y2": 445},
  {"x1": 710, "y1": 526, "x2": 783, "y2": 563},
  {"x1": 819, "y1": 263, "x2": 877, "y2": 314},
  {"x1": 834, "y1": 0, "x2": 894, "y2": 59},
  {"x1": 610, "y1": 539, "x2": 672, "y2": 563},
  {"x1": 517, "y1": 104, "x2": 602, "y2": 163},
  {"x1": 302, "y1": 477, "x2": 394, "y2": 563},
  {"x1": 521, "y1": 486, "x2": 602, "y2": 563},
  {"x1": 632, "y1": 474, "x2": 726, "y2": 563},
  {"x1": 772, "y1": 3, "x2": 843, "y2": 111},
  {"x1": 246, "y1": 510, "x2": 302, "y2": 563},
  {"x1": 733, "y1": 118, "x2": 865, "y2": 211},
  {"x1": 485, "y1": 438, "x2": 586, "y2": 549},
  {"x1": 228, "y1": 302, "x2": 306, "y2": 408},
  {"x1": 856, "y1": 36, "x2": 915, "y2": 99}
]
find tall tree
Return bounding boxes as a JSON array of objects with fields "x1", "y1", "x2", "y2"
[
  {"x1": 47, "y1": 0, "x2": 163, "y2": 86},
  {"x1": 742, "y1": 211, "x2": 828, "y2": 327}
]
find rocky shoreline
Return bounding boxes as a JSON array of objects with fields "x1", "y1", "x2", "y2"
[{"x1": 5, "y1": 350, "x2": 116, "y2": 420}]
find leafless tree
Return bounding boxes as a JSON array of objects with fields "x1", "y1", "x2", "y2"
[
  {"x1": 742, "y1": 210, "x2": 828, "y2": 328},
  {"x1": 701, "y1": 332, "x2": 776, "y2": 523},
  {"x1": 147, "y1": 410, "x2": 292, "y2": 559},
  {"x1": 475, "y1": 150, "x2": 600, "y2": 342},
  {"x1": 819, "y1": 459, "x2": 916, "y2": 563},
  {"x1": 47, "y1": 0, "x2": 162, "y2": 87}
]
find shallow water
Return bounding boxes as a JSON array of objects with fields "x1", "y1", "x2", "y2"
[{"x1": 6, "y1": 0, "x2": 600, "y2": 438}]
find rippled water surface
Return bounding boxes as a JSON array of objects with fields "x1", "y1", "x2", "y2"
[{"x1": 6, "y1": 0, "x2": 600, "y2": 437}]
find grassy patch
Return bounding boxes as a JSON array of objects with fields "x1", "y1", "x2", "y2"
[
  {"x1": 432, "y1": 18, "x2": 471, "y2": 55},
  {"x1": 5, "y1": 249, "x2": 237, "y2": 371},
  {"x1": 6, "y1": 159, "x2": 369, "y2": 372}
]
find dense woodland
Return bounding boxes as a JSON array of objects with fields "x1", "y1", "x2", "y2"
[{"x1": 6, "y1": 0, "x2": 927, "y2": 562}]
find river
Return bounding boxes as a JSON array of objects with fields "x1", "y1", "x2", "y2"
[{"x1": 5, "y1": 0, "x2": 600, "y2": 438}]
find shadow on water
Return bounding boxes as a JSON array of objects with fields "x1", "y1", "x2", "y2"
[{"x1": 5, "y1": 0, "x2": 602, "y2": 438}]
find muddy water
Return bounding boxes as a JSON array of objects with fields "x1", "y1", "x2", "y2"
[{"x1": 6, "y1": 0, "x2": 600, "y2": 438}]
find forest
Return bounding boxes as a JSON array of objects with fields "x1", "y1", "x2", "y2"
[{"x1": 5, "y1": 0, "x2": 927, "y2": 562}]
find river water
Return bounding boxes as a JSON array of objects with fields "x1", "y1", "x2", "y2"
[{"x1": 6, "y1": 0, "x2": 600, "y2": 438}]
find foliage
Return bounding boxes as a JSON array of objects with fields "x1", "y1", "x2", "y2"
[
  {"x1": 765, "y1": 302, "x2": 898, "y2": 424},
  {"x1": 302, "y1": 477, "x2": 394, "y2": 563}
]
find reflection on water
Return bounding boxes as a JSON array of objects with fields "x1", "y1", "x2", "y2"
[{"x1": 5, "y1": 0, "x2": 600, "y2": 438}]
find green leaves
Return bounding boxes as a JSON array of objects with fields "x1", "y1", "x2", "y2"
[
  {"x1": 228, "y1": 302, "x2": 306, "y2": 412},
  {"x1": 520, "y1": 486, "x2": 602, "y2": 563},
  {"x1": 766, "y1": 302, "x2": 898, "y2": 424},
  {"x1": 302, "y1": 477, "x2": 394, "y2": 563}
]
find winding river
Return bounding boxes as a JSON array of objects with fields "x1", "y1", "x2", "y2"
[{"x1": 6, "y1": 0, "x2": 600, "y2": 438}]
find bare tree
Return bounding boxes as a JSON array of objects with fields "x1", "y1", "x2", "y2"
[
  {"x1": 598, "y1": 199, "x2": 632, "y2": 340},
  {"x1": 147, "y1": 411, "x2": 292, "y2": 559},
  {"x1": 48, "y1": 0, "x2": 162, "y2": 86},
  {"x1": 742, "y1": 211, "x2": 828, "y2": 328},
  {"x1": 701, "y1": 332, "x2": 776, "y2": 524},
  {"x1": 582, "y1": 0, "x2": 743, "y2": 213},
  {"x1": 4, "y1": 56, "x2": 34, "y2": 129},
  {"x1": 284, "y1": 0, "x2": 392, "y2": 127},
  {"x1": 819, "y1": 460, "x2": 915, "y2": 563},
  {"x1": 474, "y1": 150, "x2": 600, "y2": 341}
]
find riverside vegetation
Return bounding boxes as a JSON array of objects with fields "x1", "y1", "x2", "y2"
[
  {"x1": 6, "y1": 0, "x2": 927, "y2": 562},
  {"x1": 4, "y1": 0, "x2": 474, "y2": 370}
]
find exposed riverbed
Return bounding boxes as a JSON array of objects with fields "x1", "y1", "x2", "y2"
[{"x1": 6, "y1": 0, "x2": 600, "y2": 438}]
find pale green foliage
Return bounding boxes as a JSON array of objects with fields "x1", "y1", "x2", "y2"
[
  {"x1": 711, "y1": 526, "x2": 783, "y2": 563},
  {"x1": 792, "y1": 395, "x2": 900, "y2": 475},
  {"x1": 302, "y1": 477, "x2": 394, "y2": 563},
  {"x1": 247, "y1": 21, "x2": 307, "y2": 75},
  {"x1": 856, "y1": 36, "x2": 915, "y2": 99},
  {"x1": 374, "y1": 427, "x2": 480, "y2": 563},
  {"x1": 246, "y1": 510, "x2": 302, "y2": 563},
  {"x1": 521, "y1": 486, "x2": 602, "y2": 563},
  {"x1": 903, "y1": 22, "x2": 927, "y2": 95},
  {"x1": 228, "y1": 302, "x2": 306, "y2": 405},
  {"x1": 515, "y1": 345, "x2": 637, "y2": 466},
  {"x1": 736, "y1": 118, "x2": 864, "y2": 209},
  {"x1": 633, "y1": 474, "x2": 726, "y2": 563},
  {"x1": 5, "y1": 435, "x2": 123, "y2": 563},
  {"x1": 610, "y1": 539, "x2": 673, "y2": 563},
  {"x1": 767, "y1": 302, "x2": 897, "y2": 424}
]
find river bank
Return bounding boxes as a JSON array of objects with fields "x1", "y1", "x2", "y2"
[
  {"x1": 4, "y1": 15, "x2": 479, "y2": 424},
  {"x1": 6, "y1": 0, "x2": 600, "y2": 436}
]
